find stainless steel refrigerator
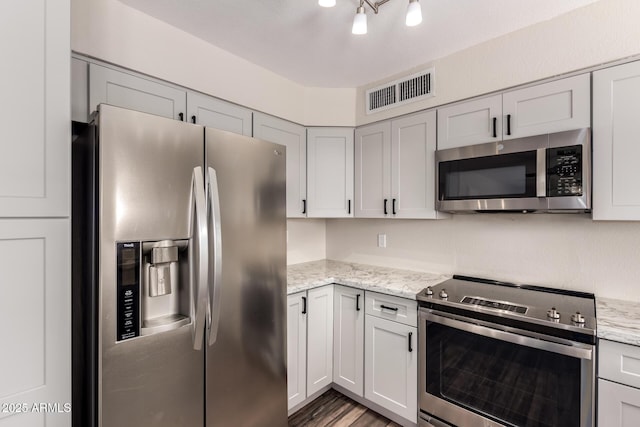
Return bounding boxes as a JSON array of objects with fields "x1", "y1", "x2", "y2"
[{"x1": 72, "y1": 104, "x2": 288, "y2": 427}]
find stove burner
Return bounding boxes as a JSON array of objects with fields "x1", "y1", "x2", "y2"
[{"x1": 461, "y1": 296, "x2": 527, "y2": 314}]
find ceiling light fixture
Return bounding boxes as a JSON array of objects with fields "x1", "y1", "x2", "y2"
[{"x1": 333, "y1": 0, "x2": 422, "y2": 35}]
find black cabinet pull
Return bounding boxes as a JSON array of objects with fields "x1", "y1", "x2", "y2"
[
  {"x1": 302, "y1": 199, "x2": 306, "y2": 214},
  {"x1": 178, "y1": 112, "x2": 184, "y2": 121},
  {"x1": 348, "y1": 199, "x2": 351, "y2": 214},
  {"x1": 384, "y1": 199, "x2": 388, "y2": 215},
  {"x1": 506, "y1": 114, "x2": 512, "y2": 136},
  {"x1": 392, "y1": 198, "x2": 397, "y2": 215},
  {"x1": 380, "y1": 304, "x2": 398, "y2": 312},
  {"x1": 408, "y1": 332, "x2": 413, "y2": 352},
  {"x1": 492, "y1": 117, "x2": 497, "y2": 138},
  {"x1": 302, "y1": 296, "x2": 307, "y2": 314},
  {"x1": 356, "y1": 294, "x2": 361, "y2": 311},
  {"x1": 191, "y1": 115, "x2": 196, "y2": 124}
]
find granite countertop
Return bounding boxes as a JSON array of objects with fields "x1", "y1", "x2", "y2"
[
  {"x1": 287, "y1": 259, "x2": 449, "y2": 300},
  {"x1": 597, "y1": 297, "x2": 640, "y2": 346}
]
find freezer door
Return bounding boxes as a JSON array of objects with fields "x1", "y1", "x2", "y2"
[
  {"x1": 97, "y1": 105, "x2": 206, "y2": 427},
  {"x1": 205, "y1": 127, "x2": 288, "y2": 427}
]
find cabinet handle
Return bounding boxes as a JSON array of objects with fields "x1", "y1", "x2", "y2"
[
  {"x1": 356, "y1": 294, "x2": 361, "y2": 311},
  {"x1": 302, "y1": 199, "x2": 306, "y2": 214},
  {"x1": 191, "y1": 115, "x2": 196, "y2": 124},
  {"x1": 408, "y1": 332, "x2": 413, "y2": 352},
  {"x1": 384, "y1": 199, "x2": 388, "y2": 215},
  {"x1": 302, "y1": 296, "x2": 307, "y2": 315},
  {"x1": 492, "y1": 117, "x2": 497, "y2": 138},
  {"x1": 178, "y1": 112, "x2": 184, "y2": 121},
  {"x1": 348, "y1": 199, "x2": 351, "y2": 214},
  {"x1": 506, "y1": 114, "x2": 512, "y2": 136},
  {"x1": 380, "y1": 304, "x2": 398, "y2": 312},
  {"x1": 392, "y1": 198, "x2": 397, "y2": 215}
]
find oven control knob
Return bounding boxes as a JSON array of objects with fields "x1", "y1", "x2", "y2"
[
  {"x1": 439, "y1": 289, "x2": 448, "y2": 299},
  {"x1": 571, "y1": 311, "x2": 585, "y2": 324},
  {"x1": 425, "y1": 286, "x2": 433, "y2": 296},
  {"x1": 547, "y1": 307, "x2": 560, "y2": 320}
]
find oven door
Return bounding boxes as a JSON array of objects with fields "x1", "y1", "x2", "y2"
[{"x1": 418, "y1": 309, "x2": 595, "y2": 427}]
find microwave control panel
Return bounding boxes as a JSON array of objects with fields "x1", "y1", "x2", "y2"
[
  {"x1": 116, "y1": 241, "x2": 140, "y2": 341},
  {"x1": 547, "y1": 145, "x2": 582, "y2": 197}
]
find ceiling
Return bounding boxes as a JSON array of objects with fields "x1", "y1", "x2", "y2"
[{"x1": 119, "y1": 0, "x2": 599, "y2": 88}]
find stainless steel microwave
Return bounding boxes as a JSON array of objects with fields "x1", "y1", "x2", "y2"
[{"x1": 435, "y1": 128, "x2": 591, "y2": 213}]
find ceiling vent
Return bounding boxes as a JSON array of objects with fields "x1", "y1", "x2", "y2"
[{"x1": 366, "y1": 67, "x2": 434, "y2": 114}]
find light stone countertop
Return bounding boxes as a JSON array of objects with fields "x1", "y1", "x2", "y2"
[
  {"x1": 597, "y1": 297, "x2": 640, "y2": 346},
  {"x1": 287, "y1": 259, "x2": 449, "y2": 300}
]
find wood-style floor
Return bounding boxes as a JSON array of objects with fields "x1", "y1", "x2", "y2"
[{"x1": 288, "y1": 389, "x2": 402, "y2": 427}]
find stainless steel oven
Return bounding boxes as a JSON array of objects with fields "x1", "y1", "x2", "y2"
[{"x1": 417, "y1": 276, "x2": 596, "y2": 427}]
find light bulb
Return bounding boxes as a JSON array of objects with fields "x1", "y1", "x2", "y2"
[
  {"x1": 352, "y1": 6, "x2": 367, "y2": 35},
  {"x1": 406, "y1": 0, "x2": 422, "y2": 27},
  {"x1": 318, "y1": 0, "x2": 336, "y2": 7}
]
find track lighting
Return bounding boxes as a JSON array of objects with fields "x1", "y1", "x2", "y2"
[
  {"x1": 322, "y1": 0, "x2": 423, "y2": 35},
  {"x1": 318, "y1": 0, "x2": 336, "y2": 7},
  {"x1": 352, "y1": 6, "x2": 367, "y2": 35},
  {"x1": 406, "y1": 0, "x2": 422, "y2": 26}
]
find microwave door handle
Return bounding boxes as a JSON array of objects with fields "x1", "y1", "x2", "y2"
[
  {"x1": 207, "y1": 167, "x2": 223, "y2": 347},
  {"x1": 537, "y1": 148, "x2": 546, "y2": 198}
]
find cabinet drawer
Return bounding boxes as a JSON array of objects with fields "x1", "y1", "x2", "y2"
[
  {"x1": 365, "y1": 291, "x2": 417, "y2": 327},
  {"x1": 600, "y1": 339, "x2": 640, "y2": 388}
]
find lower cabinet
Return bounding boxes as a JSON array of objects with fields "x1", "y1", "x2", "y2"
[
  {"x1": 287, "y1": 291, "x2": 307, "y2": 410},
  {"x1": 306, "y1": 286, "x2": 334, "y2": 395},
  {"x1": 333, "y1": 285, "x2": 364, "y2": 396},
  {"x1": 598, "y1": 379, "x2": 640, "y2": 426}
]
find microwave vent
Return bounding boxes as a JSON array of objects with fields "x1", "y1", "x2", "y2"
[{"x1": 366, "y1": 67, "x2": 435, "y2": 114}]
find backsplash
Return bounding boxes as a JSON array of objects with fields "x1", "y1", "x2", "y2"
[
  {"x1": 324, "y1": 215, "x2": 640, "y2": 301},
  {"x1": 287, "y1": 219, "x2": 326, "y2": 265}
]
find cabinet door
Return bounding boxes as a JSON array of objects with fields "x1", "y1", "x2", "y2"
[
  {"x1": 598, "y1": 379, "x2": 640, "y2": 427},
  {"x1": 593, "y1": 61, "x2": 640, "y2": 220},
  {"x1": 503, "y1": 74, "x2": 590, "y2": 140},
  {"x1": 355, "y1": 122, "x2": 391, "y2": 218},
  {"x1": 364, "y1": 316, "x2": 417, "y2": 423},
  {"x1": 89, "y1": 64, "x2": 186, "y2": 121},
  {"x1": 287, "y1": 292, "x2": 307, "y2": 410},
  {"x1": 307, "y1": 128, "x2": 354, "y2": 218},
  {"x1": 437, "y1": 95, "x2": 502, "y2": 150},
  {"x1": 333, "y1": 286, "x2": 364, "y2": 396},
  {"x1": 0, "y1": 219, "x2": 70, "y2": 427},
  {"x1": 253, "y1": 113, "x2": 307, "y2": 218},
  {"x1": 307, "y1": 286, "x2": 334, "y2": 396},
  {"x1": 186, "y1": 92, "x2": 251, "y2": 136},
  {"x1": 0, "y1": 0, "x2": 70, "y2": 217},
  {"x1": 391, "y1": 111, "x2": 440, "y2": 219}
]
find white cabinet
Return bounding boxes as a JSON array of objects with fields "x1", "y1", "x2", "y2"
[
  {"x1": 333, "y1": 285, "x2": 364, "y2": 396},
  {"x1": 593, "y1": 61, "x2": 640, "y2": 220},
  {"x1": 437, "y1": 74, "x2": 590, "y2": 150},
  {"x1": 253, "y1": 113, "x2": 307, "y2": 218},
  {"x1": 186, "y1": 92, "x2": 252, "y2": 136},
  {"x1": 89, "y1": 63, "x2": 187, "y2": 121},
  {"x1": 364, "y1": 314, "x2": 417, "y2": 423},
  {"x1": 598, "y1": 339, "x2": 640, "y2": 427},
  {"x1": 306, "y1": 128, "x2": 354, "y2": 218},
  {"x1": 287, "y1": 292, "x2": 307, "y2": 410},
  {"x1": 307, "y1": 286, "x2": 334, "y2": 396},
  {"x1": 0, "y1": 0, "x2": 70, "y2": 217},
  {"x1": 72, "y1": 58, "x2": 89, "y2": 123},
  {"x1": 355, "y1": 111, "x2": 441, "y2": 219}
]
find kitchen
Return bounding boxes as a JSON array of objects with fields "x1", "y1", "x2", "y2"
[{"x1": 3, "y1": 0, "x2": 640, "y2": 426}]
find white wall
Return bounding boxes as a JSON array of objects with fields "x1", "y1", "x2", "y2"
[
  {"x1": 357, "y1": 0, "x2": 640, "y2": 125},
  {"x1": 326, "y1": 216, "x2": 640, "y2": 301},
  {"x1": 71, "y1": 0, "x2": 356, "y2": 126},
  {"x1": 287, "y1": 219, "x2": 326, "y2": 265}
]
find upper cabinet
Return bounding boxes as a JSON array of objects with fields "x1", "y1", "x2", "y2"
[
  {"x1": 0, "y1": 0, "x2": 70, "y2": 217},
  {"x1": 355, "y1": 111, "x2": 442, "y2": 219},
  {"x1": 89, "y1": 64, "x2": 186, "y2": 121},
  {"x1": 437, "y1": 74, "x2": 590, "y2": 150},
  {"x1": 253, "y1": 113, "x2": 307, "y2": 218},
  {"x1": 186, "y1": 92, "x2": 252, "y2": 136},
  {"x1": 306, "y1": 128, "x2": 354, "y2": 218},
  {"x1": 593, "y1": 60, "x2": 640, "y2": 220}
]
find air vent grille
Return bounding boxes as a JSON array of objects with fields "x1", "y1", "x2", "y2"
[{"x1": 365, "y1": 67, "x2": 434, "y2": 114}]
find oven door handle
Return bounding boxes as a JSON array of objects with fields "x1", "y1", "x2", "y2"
[{"x1": 421, "y1": 309, "x2": 593, "y2": 360}]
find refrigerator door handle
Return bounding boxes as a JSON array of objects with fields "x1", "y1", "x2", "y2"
[
  {"x1": 207, "y1": 166, "x2": 223, "y2": 346},
  {"x1": 190, "y1": 167, "x2": 209, "y2": 351}
]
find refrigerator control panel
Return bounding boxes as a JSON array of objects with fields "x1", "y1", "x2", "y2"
[{"x1": 117, "y1": 242, "x2": 140, "y2": 341}]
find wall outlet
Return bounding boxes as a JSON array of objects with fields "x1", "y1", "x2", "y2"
[{"x1": 377, "y1": 233, "x2": 386, "y2": 248}]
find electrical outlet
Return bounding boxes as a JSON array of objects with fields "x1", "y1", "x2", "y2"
[{"x1": 377, "y1": 233, "x2": 386, "y2": 248}]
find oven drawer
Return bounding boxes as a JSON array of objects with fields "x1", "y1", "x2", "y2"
[
  {"x1": 599, "y1": 339, "x2": 640, "y2": 388},
  {"x1": 365, "y1": 291, "x2": 417, "y2": 327}
]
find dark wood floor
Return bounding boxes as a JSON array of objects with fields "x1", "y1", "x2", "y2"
[{"x1": 288, "y1": 389, "x2": 402, "y2": 427}]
